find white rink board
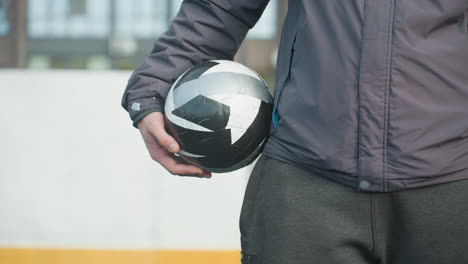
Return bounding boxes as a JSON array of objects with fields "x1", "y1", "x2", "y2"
[{"x1": 0, "y1": 70, "x2": 253, "y2": 250}]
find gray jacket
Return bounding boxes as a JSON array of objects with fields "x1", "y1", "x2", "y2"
[{"x1": 122, "y1": 0, "x2": 468, "y2": 192}]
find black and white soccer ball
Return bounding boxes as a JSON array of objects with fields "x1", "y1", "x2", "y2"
[{"x1": 164, "y1": 60, "x2": 273, "y2": 173}]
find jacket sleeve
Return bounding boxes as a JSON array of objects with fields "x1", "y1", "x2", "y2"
[{"x1": 121, "y1": 0, "x2": 270, "y2": 127}]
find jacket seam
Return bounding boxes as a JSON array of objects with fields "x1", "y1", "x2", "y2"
[
  {"x1": 356, "y1": 0, "x2": 369, "y2": 189},
  {"x1": 383, "y1": 0, "x2": 397, "y2": 192}
]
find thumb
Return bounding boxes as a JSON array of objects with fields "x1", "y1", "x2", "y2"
[{"x1": 146, "y1": 112, "x2": 180, "y2": 153}]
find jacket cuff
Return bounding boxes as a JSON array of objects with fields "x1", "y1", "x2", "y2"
[{"x1": 127, "y1": 97, "x2": 164, "y2": 128}]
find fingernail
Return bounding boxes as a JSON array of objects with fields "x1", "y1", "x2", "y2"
[{"x1": 169, "y1": 143, "x2": 178, "y2": 153}]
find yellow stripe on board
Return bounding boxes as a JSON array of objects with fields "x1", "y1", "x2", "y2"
[{"x1": 0, "y1": 248, "x2": 241, "y2": 264}]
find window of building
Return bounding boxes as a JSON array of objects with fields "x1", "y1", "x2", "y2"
[
  {"x1": 25, "y1": 0, "x2": 281, "y2": 70},
  {"x1": 69, "y1": 0, "x2": 86, "y2": 16},
  {"x1": 115, "y1": 0, "x2": 167, "y2": 38},
  {"x1": 28, "y1": 0, "x2": 110, "y2": 38},
  {"x1": 0, "y1": 0, "x2": 10, "y2": 36}
]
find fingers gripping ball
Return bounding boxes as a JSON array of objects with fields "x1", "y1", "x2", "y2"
[{"x1": 164, "y1": 60, "x2": 273, "y2": 173}]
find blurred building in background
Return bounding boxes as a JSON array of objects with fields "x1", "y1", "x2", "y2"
[
  {"x1": 1, "y1": 0, "x2": 286, "y2": 78},
  {"x1": 0, "y1": 0, "x2": 27, "y2": 67}
]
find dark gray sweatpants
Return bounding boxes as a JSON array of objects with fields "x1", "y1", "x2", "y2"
[{"x1": 240, "y1": 155, "x2": 468, "y2": 264}]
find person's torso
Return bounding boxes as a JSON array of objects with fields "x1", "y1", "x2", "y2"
[{"x1": 264, "y1": 0, "x2": 468, "y2": 192}]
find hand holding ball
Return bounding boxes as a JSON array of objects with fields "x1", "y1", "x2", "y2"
[{"x1": 164, "y1": 60, "x2": 273, "y2": 173}]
